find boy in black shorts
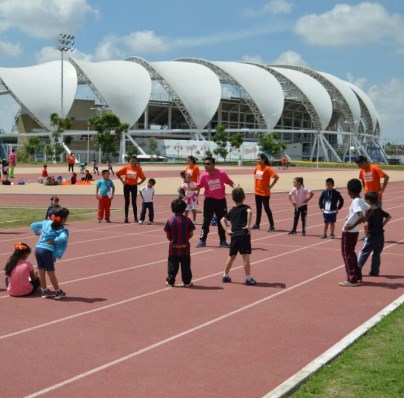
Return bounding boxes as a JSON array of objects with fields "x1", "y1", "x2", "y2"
[{"x1": 220, "y1": 187, "x2": 256, "y2": 285}]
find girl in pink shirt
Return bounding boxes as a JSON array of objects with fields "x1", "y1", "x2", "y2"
[
  {"x1": 4, "y1": 243, "x2": 40, "y2": 297},
  {"x1": 288, "y1": 177, "x2": 314, "y2": 236}
]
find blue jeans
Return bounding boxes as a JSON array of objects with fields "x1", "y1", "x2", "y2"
[{"x1": 358, "y1": 234, "x2": 384, "y2": 275}]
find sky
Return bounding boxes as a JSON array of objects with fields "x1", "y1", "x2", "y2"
[{"x1": 0, "y1": 0, "x2": 403, "y2": 143}]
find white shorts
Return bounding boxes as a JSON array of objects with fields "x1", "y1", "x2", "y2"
[{"x1": 186, "y1": 199, "x2": 198, "y2": 211}]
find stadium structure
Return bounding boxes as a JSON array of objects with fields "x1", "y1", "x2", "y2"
[{"x1": 0, "y1": 57, "x2": 387, "y2": 163}]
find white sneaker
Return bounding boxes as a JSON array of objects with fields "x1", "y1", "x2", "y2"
[{"x1": 138, "y1": 220, "x2": 143, "y2": 225}]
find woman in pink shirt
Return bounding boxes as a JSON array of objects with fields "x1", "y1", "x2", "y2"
[
  {"x1": 9, "y1": 148, "x2": 16, "y2": 178},
  {"x1": 5, "y1": 243, "x2": 40, "y2": 297},
  {"x1": 189, "y1": 157, "x2": 235, "y2": 248}
]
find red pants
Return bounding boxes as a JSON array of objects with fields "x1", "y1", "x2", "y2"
[
  {"x1": 341, "y1": 231, "x2": 361, "y2": 283},
  {"x1": 98, "y1": 196, "x2": 111, "y2": 220}
]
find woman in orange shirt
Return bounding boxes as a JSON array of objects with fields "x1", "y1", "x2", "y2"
[
  {"x1": 116, "y1": 156, "x2": 146, "y2": 223},
  {"x1": 252, "y1": 153, "x2": 279, "y2": 231},
  {"x1": 184, "y1": 156, "x2": 200, "y2": 183}
]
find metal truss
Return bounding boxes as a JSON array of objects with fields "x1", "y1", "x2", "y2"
[
  {"x1": 69, "y1": 58, "x2": 109, "y2": 107},
  {"x1": 127, "y1": 56, "x2": 197, "y2": 129},
  {"x1": 0, "y1": 78, "x2": 46, "y2": 130},
  {"x1": 256, "y1": 65, "x2": 322, "y2": 131},
  {"x1": 179, "y1": 58, "x2": 267, "y2": 129},
  {"x1": 277, "y1": 65, "x2": 356, "y2": 128}
]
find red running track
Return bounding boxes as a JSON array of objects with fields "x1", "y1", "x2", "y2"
[{"x1": 0, "y1": 183, "x2": 403, "y2": 397}]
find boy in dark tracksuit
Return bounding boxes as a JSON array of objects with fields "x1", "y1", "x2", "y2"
[
  {"x1": 358, "y1": 191, "x2": 391, "y2": 277},
  {"x1": 164, "y1": 198, "x2": 195, "y2": 287},
  {"x1": 319, "y1": 178, "x2": 344, "y2": 239}
]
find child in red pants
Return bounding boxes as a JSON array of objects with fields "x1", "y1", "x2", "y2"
[{"x1": 96, "y1": 170, "x2": 115, "y2": 223}]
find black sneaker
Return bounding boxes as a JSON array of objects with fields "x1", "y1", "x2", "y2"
[
  {"x1": 288, "y1": 231, "x2": 297, "y2": 235},
  {"x1": 268, "y1": 226, "x2": 275, "y2": 232},
  {"x1": 124, "y1": 218, "x2": 129, "y2": 224},
  {"x1": 222, "y1": 275, "x2": 232, "y2": 283},
  {"x1": 302, "y1": 231, "x2": 306, "y2": 236},
  {"x1": 54, "y1": 289, "x2": 66, "y2": 300},
  {"x1": 251, "y1": 225, "x2": 260, "y2": 230},
  {"x1": 245, "y1": 278, "x2": 257, "y2": 286}
]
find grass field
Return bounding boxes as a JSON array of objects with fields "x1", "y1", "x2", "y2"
[{"x1": 291, "y1": 304, "x2": 404, "y2": 397}]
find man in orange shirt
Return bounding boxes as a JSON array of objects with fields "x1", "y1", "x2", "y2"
[
  {"x1": 67, "y1": 153, "x2": 75, "y2": 173},
  {"x1": 355, "y1": 155, "x2": 389, "y2": 205},
  {"x1": 252, "y1": 153, "x2": 279, "y2": 231},
  {"x1": 116, "y1": 156, "x2": 146, "y2": 223}
]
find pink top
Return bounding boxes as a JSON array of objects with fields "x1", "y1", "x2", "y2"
[
  {"x1": 289, "y1": 187, "x2": 312, "y2": 207},
  {"x1": 196, "y1": 169, "x2": 234, "y2": 200},
  {"x1": 7, "y1": 259, "x2": 34, "y2": 296},
  {"x1": 9, "y1": 152, "x2": 16, "y2": 166}
]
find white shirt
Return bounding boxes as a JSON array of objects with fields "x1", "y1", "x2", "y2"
[
  {"x1": 140, "y1": 186, "x2": 154, "y2": 203},
  {"x1": 343, "y1": 197, "x2": 370, "y2": 233}
]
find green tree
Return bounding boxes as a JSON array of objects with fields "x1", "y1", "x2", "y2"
[
  {"x1": 49, "y1": 113, "x2": 72, "y2": 162},
  {"x1": 258, "y1": 132, "x2": 286, "y2": 158},
  {"x1": 123, "y1": 145, "x2": 139, "y2": 162},
  {"x1": 23, "y1": 136, "x2": 41, "y2": 161},
  {"x1": 212, "y1": 125, "x2": 228, "y2": 161},
  {"x1": 89, "y1": 113, "x2": 129, "y2": 161},
  {"x1": 148, "y1": 137, "x2": 160, "y2": 158},
  {"x1": 229, "y1": 132, "x2": 244, "y2": 160},
  {"x1": 63, "y1": 135, "x2": 73, "y2": 146}
]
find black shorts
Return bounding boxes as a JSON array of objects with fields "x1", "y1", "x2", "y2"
[
  {"x1": 323, "y1": 213, "x2": 337, "y2": 223},
  {"x1": 229, "y1": 234, "x2": 251, "y2": 256}
]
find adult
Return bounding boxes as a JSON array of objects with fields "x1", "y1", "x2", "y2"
[
  {"x1": 190, "y1": 157, "x2": 235, "y2": 248},
  {"x1": 8, "y1": 148, "x2": 16, "y2": 178},
  {"x1": 116, "y1": 156, "x2": 146, "y2": 223},
  {"x1": 355, "y1": 155, "x2": 389, "y2": 204},
  {"x1": 252, "y1": 153, "x2": 279, "y2": 231},
  {"x1": 67, "y1": 153, "x2": 76, "y2": 173},
  {"x1": 184, "y1": 155, "x2": 200, "y2": 183}
]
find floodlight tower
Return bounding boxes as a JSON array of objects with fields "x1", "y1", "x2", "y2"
[{"x1": 58, "y1": 33, "x2": 75, "y2": 117}]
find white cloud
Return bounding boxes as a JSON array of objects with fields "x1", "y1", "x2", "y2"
[
  {"x1": 243, "y1": 0, "x2": 292, "y2": 17},
  {"x1": 94, "y1": 35, "x2": 124, "y2": 61},
  {"x1": 368, "y1": 78, "x2": 404, "y2": 141},
  {"x1": 34, "y1": 46, "x2": 92, "y2": 64},
  {"x1": 0, "y1": 0, "x2": 98, "y2": 39},
  {"x1": 345, "y1": 72, "x2": 367, "y2": 90},
  {"x1": 0, "y1": 38, "x2": 21, "y2": 57},
  {"x1": 123, "y1": 31, "x2": 169, "y2": 53},
  {"x1": 294, "y1": 2, "x2": 404, "y2": 46},
  {"x1": 241, "y1": 55, "x2": 265, "y2": 64},
  {"x1": 271, "y1": 50, "x2": 308, "y2": 66}
]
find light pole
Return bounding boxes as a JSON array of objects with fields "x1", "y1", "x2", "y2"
[
  {"x1": 87, "y1": 121, "x2": 90, "y2": 163},
  {"x1": 316, "y1": 130, "x2": 320, "y2": 168},
  {"x1": 58, "y1": 34, "x2": 75, "y2": 117},
  {"x1": 344, "y1": 121, "x2": 358, "y2": 162}
]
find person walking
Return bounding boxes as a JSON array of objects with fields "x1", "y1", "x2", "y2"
[
  {"x1": 251, "y1": 153, "x2": 279, "y2": 232},
  {"x1": 67, "y1": 153, "x2": 76, "y2": 173},
  {"x1": 188, "y1": 157, "x2": 235, "y2": 248}
]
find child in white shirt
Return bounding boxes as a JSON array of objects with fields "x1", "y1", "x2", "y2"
[
  {"x1": 181, "y1": 173, "x2": 199, "y2": 223},
  {"x1": 139, "y1": 178, "x2": 156, "y2": 224}
]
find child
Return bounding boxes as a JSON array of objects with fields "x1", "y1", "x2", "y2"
[
  {"x1": 318, "y1": 177, "x2": 344, "y2": 239},
  {"x1": 79, "y1": 162, "x2": 87, "y2": 174},
  {"x1": 340, "y1": 179, "x2": 370, "y2": 287},
  {"x1": 139, "y1": 178, "x2": 156, "y2": 225},
  {"x1": 4, "y1": 242, "x2": 40, "y2": 297},
  {"x1": 31, "y1": 207, "x2": 70, "y2": 299},
  {"x1": 358, "y1": 191, "x2": 391, "y2": 277},
  {"x1": 45, "y1": 196, "x2": 61, "y2": 219},
  {"x1": 164, "y1": 198, "x2": 195, "y2": 287},
  {"x1": 107, "y1": 159, "x2": 114, "y2": 175},
  {"x1": 181, "y1": 173, "x2": 199, "y2": 224},
  {"x1": 92, "y1": 159, "x2": 99, "y2": 175},
  {"x1": 42, "y1": 164, "x2": 49, "y2": 178},
  {"x1": 220, "y1": 187, "x2": 256, "y2": 285},
  {"x1": 82, "y1": 169, "x2": 93, "y2": 182},
  {"x1": 71, "y1": 172, "x2": 77, "y2": 185},
  {"x1": 288, "y1": 177, "x2": 314, "y2": 236},
  {"x1": 177, "y1": 171, "x2": 186, "y2": 198},
  {"x1": 1, "y1": 159, "x2": 9, "y2": 180},
  {"x1": 96, "y1": 170, "x2": 115, "y2": 223}
]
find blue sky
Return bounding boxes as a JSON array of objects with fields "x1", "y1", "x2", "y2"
[{"x1": 0, "y1": 0, "x2": 403, "y2": 143}]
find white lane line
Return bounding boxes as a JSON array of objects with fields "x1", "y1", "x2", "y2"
[
  {"x1": 0, "y1": 239, "x2": 332, "y2": 337},
  {"x1": 262, "y1": 294, "x2": 404, "y2": 398},
  {"x1": 23, "y1": 265, "x2": 345, "y2": 398}
]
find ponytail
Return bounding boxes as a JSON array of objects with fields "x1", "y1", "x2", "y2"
[
  {"x1": 51, "y1": 207, "x2": 70, "y2": 230},
  {"x1": 4, "y1": 242, "x2": 31, "y2": 276}
]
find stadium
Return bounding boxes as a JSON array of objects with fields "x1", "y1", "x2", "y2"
[{"x1": 0, "y1": 57, "x2": 386, "y2": 163}]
